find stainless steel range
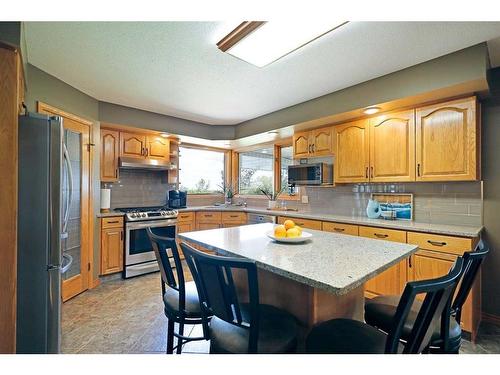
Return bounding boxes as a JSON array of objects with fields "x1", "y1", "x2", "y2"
[{"x1": 117, "y1": 206, "x2": 178, "y2": 278}]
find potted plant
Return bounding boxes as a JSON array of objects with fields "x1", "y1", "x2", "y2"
[
  {"x1": 260, "y1": 186, "x2": 286, "y2": 209},
  {"x1": 218, "y1": 181, "x2": 237, "y2": 205}
]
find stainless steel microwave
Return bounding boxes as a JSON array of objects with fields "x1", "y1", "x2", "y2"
[{"x1": 288, "y1": 163, "x2": 333, "y2": 185}]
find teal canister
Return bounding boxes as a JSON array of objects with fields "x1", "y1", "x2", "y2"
[{"x1": 366, "y1": 199, "x2": 381, "y2": 219}]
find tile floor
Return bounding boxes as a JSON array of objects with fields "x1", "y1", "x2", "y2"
[{"x1": 62, "y1": 271, "x2": 500, "y2": 354}]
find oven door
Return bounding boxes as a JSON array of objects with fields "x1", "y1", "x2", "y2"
[{"x1": 125, "y1": 219, "x2": 177, "y2": 266}]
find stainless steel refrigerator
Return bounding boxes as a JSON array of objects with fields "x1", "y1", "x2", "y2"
[{"x1": 17, "y1": 112, "x2": 73, "y2": 353}]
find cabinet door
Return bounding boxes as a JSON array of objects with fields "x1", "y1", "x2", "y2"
[
  {"x1": 197, "y1": 223, "x2": 221, "y2": 231},
  {"x1": 333, "y1": 119, "x2": 369, "y2": 183},
  {"x1": 370, "y1": 110, "x2": 415, "y2": 182},
  {"x1": 120, "y1": 132, "x2": 146, "y2": 159},
  {"x1": 359, "y1": 227, "x2": 407, "y2": 297},
  {"x1": 177, "y1": 221, "x2": 195, "y2": 259},
  {"x1": 293, "y1": 131, "x2": 310, "y2": 158},
  {"x1": 310, "y1": 127, "x2": 333, "y2": 156},
  {"x1": 416, "y1": 97, "x2": 478, "y2": 181},
  {"x1": 146, "y1": 135, "x2": 170, "y2": 161},
  {"x1": 101, "y1": 228, "x2": 124, "y2": 275},
  {"x1": 100, "y1": 129, "x2": 119, "y2": 182}
]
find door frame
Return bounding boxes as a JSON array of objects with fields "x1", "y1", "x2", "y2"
[{"x1": 37, "y1": 102, "x2": 96, "y2": 298}]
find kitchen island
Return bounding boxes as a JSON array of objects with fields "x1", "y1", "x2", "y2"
[{"x1": 179, "y1": 223, "x2": 418, "y2": 328}]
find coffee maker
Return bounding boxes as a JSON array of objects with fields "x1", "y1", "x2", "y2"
[{"x1": 168, "y1": 190, "x2": 187, "y2": 208}]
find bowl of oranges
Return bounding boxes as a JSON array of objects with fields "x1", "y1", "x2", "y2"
[{"x1": 266, "y1": 219, "x2": 313, "y2": 243}]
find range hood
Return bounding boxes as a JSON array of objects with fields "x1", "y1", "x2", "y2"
[{"x1": 119, "y1": 157, "x2": 173, "y2": 171}]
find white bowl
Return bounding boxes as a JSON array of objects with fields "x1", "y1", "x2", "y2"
[{"x1": 266, "y1": 230, "x2": 313, "y2": 244}]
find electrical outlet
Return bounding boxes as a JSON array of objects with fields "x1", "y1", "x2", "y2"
[{"x1": 301, "y1": 195, "x2": 309, "y2": 204}]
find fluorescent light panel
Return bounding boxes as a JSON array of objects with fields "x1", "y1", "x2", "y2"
[{"x1": 223, "y1": 21, "x2": 346, "y2": 67}]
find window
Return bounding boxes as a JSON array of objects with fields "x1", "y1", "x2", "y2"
[
  {"x1": 238, "y1": 147, "x2": 274, "y2": 195},
  {"x1": 179, "y1": 146, "x2": 225, "y2": 194},
  {"x1": 280, "y1": 146, "x2": 293, "y2": 190}
]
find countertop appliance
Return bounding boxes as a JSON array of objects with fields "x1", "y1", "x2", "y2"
[
  {"x1": 288, "y1": 162, "x2": 333, "y2": 186},
  {"x1": 168, "y1": 189, "x2": 187, "y2": 209},
  {"x1": 17, "y1": 113, "x2": 73, "y2": 353},
  {"x1": 247, "y1": 213, "x2": 276, "y2": 224},
  {"x1": 116, "y1": 206, "x2": 178, "y2": 278}
]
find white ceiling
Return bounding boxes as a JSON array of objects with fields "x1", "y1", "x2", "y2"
[{"x1": 25, "y1": 21, "x2": 500, "y2": 125}]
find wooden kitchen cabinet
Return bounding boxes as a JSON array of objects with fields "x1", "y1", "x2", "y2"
[
  {"x1": 322, "y1": 221, "x2": 359, "y2": 236},
  {"x1": 369, "y1": 110, "x2": 415, "y2": 182},
  {"x1": 415, "y1": 96, "x2": 479, "y2": 181},
  {"x1": 100, "y1": 217, "x2": 124, "y2": 275},
  {"x1": 176, "y1": 212, "x2": 195, "y2": 259},
  {"x1": 277, "y1": 216, "x2": 322, "y2": 230},
  {"x1": 120, "y1": 131, "x2": 147, "y2": 159},
  {"x1": 292, "y1": 127, "x2": 333, "y2": 158},
  {"x1": 100, "y1": 129, "x2": 120, "y2": 182},
  {"x1": 359, "y1": 226, "x2": 408, "y2": 298},
  {"x1": 333, "y1": 119, "x2": 370, "y2": 183},
  {"x1": 222, "y1": 211, "x2": 247, "y2": 227},
  {"x1": 146, "y1": 135, "x2": 170, "y2": 161}
]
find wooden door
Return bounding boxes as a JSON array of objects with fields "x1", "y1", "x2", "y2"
[
  {"x1": 101, "y1": 228, "x2": 123, "y2": 275},
  {"x1": 100, "y1": 129, "x2": 119, "y2": 182},
  {"x1": 293, "y1": 131, "x2": 310, "y2": 158},
  {"x1": 38, "y1": 103, "x2": 92, "y2": 302},
  {"x1": 370, "y1": 110, "x2": 415, "y2": 182},
  {"x1": 310, "y1": 127, "x2": 333, "y2": 156},
  {"x1": 415, "y1": 97, "x2": 478, "y2": 181},
  {"x1": 333, "y1": 119, "x2": 369, "y2": 183},
  {"x1": 146, "y1": 135, "x2": 170, "y2": 161},
  {"x1": 120, "y1": 131, "x2": 146, "y2": 159},
  {"x1": 359, "y1": 226, "x2": 408, "y2": 297}
]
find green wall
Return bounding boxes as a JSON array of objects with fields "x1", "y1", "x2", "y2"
[{"x1": 481, "y1": 98, "x2": 500, "y2": 317}]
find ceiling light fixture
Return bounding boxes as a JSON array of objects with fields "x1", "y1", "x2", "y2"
[
  {"x1": 363, "y1": 106, "x2": 381, "y2": 115},
  {"x1": 217, "y1": 21, "x2": 347, "y2": 67},
  {"x1": 267, "y1": 131, "x2": 279, "y2": 135},
  {"x1": 160, "y1": 133, "x2": 169, "y2": 138}
]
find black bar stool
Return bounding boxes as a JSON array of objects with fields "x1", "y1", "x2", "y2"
[
  {"x1": 306, "y1": 257, "x2": 464, "y2": 354},
  {"x1": 180, "y1": 242, "x2": 300, "y2": 354},
  {"x1": 147, "y1": 228, "x2": 210, "y2": 354},
  {"x1": 365, "y1": 240, "x2": 489, "y2": 353}
]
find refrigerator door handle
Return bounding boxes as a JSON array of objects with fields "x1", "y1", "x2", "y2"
[
  {"x1": 61, "y1": 143, "x2": 73, "y2": 239},
  {"x1": 61, "y1": 253, "x2": 73, "y2": 274}
]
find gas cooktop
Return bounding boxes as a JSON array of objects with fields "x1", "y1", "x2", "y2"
[{"x1": 116, "y1": 206, "x2": 178, "y2": 222}]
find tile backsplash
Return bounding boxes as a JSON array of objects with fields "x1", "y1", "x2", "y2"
[
  {"x1": 103, "y1": 171, "x2": 483, "y2": 227},
  {"x1": 103, "y1": 169, "x2": 174, "y2": 208}
]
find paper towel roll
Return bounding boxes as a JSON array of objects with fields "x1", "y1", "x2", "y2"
[{"x1": 100, "y1": 188, "x2": 111, "y2": 212}]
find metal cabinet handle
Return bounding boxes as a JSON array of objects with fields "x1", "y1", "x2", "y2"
[
  {"x1": 334, "y1": 228, "x2": 345, "y2": 232},
  {"x1": 409, "y1": 256, "x2": 412, "y2": 268},
  {"x1": 365, "y1": 167, "x2": 369, "y2": 178},
  {"x1": 107, "y1": 220, "x2": 119, "y2": 224},
  {"x1": 205, "y1": 214, "x2": 213, "y2": 217},
  {"x1": 427, "y1": 240, "x2": 447, "y2": 247},
  {"x1": 374, "y1": 233, "x2": 389, "y2": 238},
  {"x1": 308, "y1": 144, "x2": 312, "y2": 153},
  {"x1": 115, "y1": 169, "x2": 118, "y2": 178},
  {"x1": 121, "y1": 231, "x2": 123, "y2": 241},
  {"x1": 145, "y1": 148, "x2": 149, "y2": 157},
  {"x1": 417, "y1": 163, "x2": 421, "y2": 177},
  {"x1": 370, "y1": 166, "x2": 374, "y2": 178},
  {"x1": 312, "y1": 144, "x2": 315, "y2": 153},
  {"x1": 230, "y1": 215, "x2": 239, "y2": 218}
]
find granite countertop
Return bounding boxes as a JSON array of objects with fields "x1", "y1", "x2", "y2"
[
  {"x1": 97, "y1": 211, "x2": 125, "y2": 218},
  {"x1": 178, "y1": 205, "x2": 483, "y2": 237},
  {"x1": 178, "y1": 223, "x2": 418, "y2": 295}
]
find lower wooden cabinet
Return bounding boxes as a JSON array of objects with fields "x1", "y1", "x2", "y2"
[
  {"x1": 359, "y1": 226, "x2": 408, "y2": 297},
  {"x1": 176, "y1": 212, "x2": 195, "y2": 259},
  {"x1": 277, "y1": 216, "x2": 322, "y2": 230},
  {"x1": 100, "y1": 217, "x2": 124, "y2": 275}
]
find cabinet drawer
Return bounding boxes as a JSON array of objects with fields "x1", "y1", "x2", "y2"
[
  {"x1": 359, "y1": 226, "x2": 406, "y2": 243},
  {"x1": 222, "y1": 211, "x2": 247, "y2": 223},
  {"x1": 322, "y1": 221, "x2": 359, "y2": 236},
  {"x1": 177, "y1": 212, "x2": 194, "y2": 223},
  {"x1": 101, "y1": 216, "x2": 124, "y2": 229},
  {"x1": 196, "y1": 211, "x2": 222, "y2": 223},
  {"x1": 407, "y1": 232, "x2": 473, "y2": 255},
  {"x1": 277, "y1": 216, "x2": 322, "y2": 230}
]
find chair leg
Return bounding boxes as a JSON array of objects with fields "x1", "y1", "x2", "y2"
[
  {"x1": 166, "y1": 319, "x2": 175, "y2": 354},
  {"x1": 176, "y1": 322, "x2": 185, "y2": 354}
]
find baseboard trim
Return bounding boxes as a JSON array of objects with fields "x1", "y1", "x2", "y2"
[
  {"x1": 482, "y1": 312, "x2": 500, "y2": 326},
  {"x1": 91, "y1": 278, "x2": 100, "y2": 289}
]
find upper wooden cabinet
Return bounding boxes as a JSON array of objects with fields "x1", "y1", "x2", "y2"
[
  {"x1": 146, "y1": 135, "x2": 170, "y2": 161},
  {"x1": 100, "y1": 129, "x2": 120, "y2": 182},
  {"x1": 333, "y1": 119, "x2": 370, "y2": 183},
  {"x1": 120, "y1": 132, "x2": 147, "y2": 159},
  {"x1": 416, "y1": 97, "x2": 478, "y2": 181},
  {"x1": 369, "y1": 110, "x2": 415, "y2": 182},
  {"x1": 292, "y1": 127, "x2": 333, "y2": 158}
]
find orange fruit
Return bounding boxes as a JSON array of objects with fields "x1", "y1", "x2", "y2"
[
  {"x1": 283, "y1": 219, "x2": 295, "y2": 230},
  {"x1": 274, "y1": 225, "x2": 287, "y2": 238},
  {"x1": 286, "y1": 227, "x2": 301, "y2": 238}
]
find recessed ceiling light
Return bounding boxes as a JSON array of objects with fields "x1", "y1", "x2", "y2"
[
  {"x1": 217, "y1": 21, "x2": 347, "y2": 67},
  {"x1": 160, "y1": 133, "x2": 169, "y2": 138},
  {"x1": 267, "y1": 131, "x2": 279, "y2": 135},
  {"x1": 363, "y1": 106, "x2": 381, "y2": 115}
]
